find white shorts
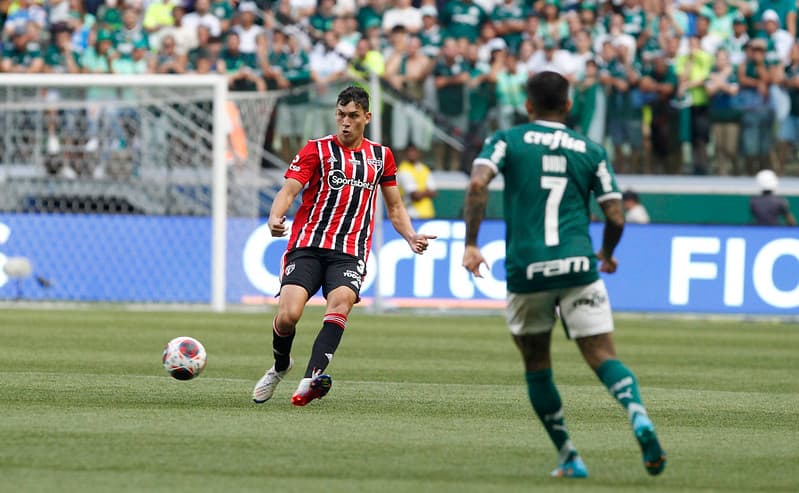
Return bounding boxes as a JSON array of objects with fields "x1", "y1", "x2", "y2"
[{"x1": 506, "y1": 279, "x2": 614, "y2": 339}]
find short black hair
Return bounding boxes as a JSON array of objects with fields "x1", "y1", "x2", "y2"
[
  {"x1": 526, "y1": 71, "x2": 569, "y2": 115},
  {"x1": 337, "y1": 86, "x2": 370, "y2": 112},
  {"x1": 622, "y1": 190, "x2": 640, "y2": 202}
]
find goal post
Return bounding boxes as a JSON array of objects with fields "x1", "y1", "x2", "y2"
[{"x1": 0, "y1": 74, "x2": 234, "y2": 311}]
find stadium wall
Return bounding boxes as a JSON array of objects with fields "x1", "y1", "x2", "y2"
[
  {"x1": 0, "y1": 215, "x2": 795, "y2": 315},
  {"x1": 430, "y1": 174, "x2": 799, "y2": 224}
]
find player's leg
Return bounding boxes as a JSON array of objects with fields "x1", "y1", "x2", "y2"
[
  {"x1": 302, "y1": 286, "x2": 355, "y2": 378},
  {"x1": 252, "y1": 285, "x2": 308, "y2": 403},
  {"x1": 272, "y1": 284, "x2": 308, "y2": 370},
  {"x1": 560, "y1": 280, "x2": 666, "y2": 475},
  {"x1": 292, "y1": 252, "x2": 362, "y2": 406},
  {"x1": 507, "y1": 291, "x2": 587, "y2": 478},
  {"x1": 253, "y1": 250, "x2": 320, "y2": 403}
]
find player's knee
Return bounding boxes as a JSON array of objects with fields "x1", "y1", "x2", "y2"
[
  {"x1": 275, "y1": 311, "x2": 301, "y2": 334},
  {"x1": 326, "y1": 289, "x2": 356, "y2": 315}
]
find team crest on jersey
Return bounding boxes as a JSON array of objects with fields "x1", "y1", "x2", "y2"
[
  {"x1": 367, "y1": 159, "x2": 383, "y2": 172},
  {"x1": 284, "y1": 263, "x2": 295, "y2": 276}
]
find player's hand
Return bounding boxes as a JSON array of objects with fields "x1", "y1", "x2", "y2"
[
  {"x1": 269, "y1": 215, "x2": 288, "y2": 237},
  {"x1": 463, "y1": 245, "x2": 488, "y2": 278},
  {"x1": 596, "y1": 249, "x2": 618, "y2": 274},
  {"x1": 410, "y1": 233, "x2": 437, "y2": 254}
]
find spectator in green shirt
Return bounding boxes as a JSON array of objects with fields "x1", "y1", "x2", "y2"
[
  {"x1": 621, "y1": 0, "x2": 647, "y2": 39},
  {"x1": 266, "y1": 31, "x2": 312, "y2": 162},
  {"x1": 440, "y1": 0, "x2": 487, "y2": 43},
  {"x1": 737, "y1": 38, "x2": 774, "y2": 174},
  {"x1": 220, "y1": 31, "x2": 265, "y2": 92},
  {"x1": 44, "y1": 24, "x2": 80, "y2": 73},
  {"x1": 418, "y1": 6, "x2": 442, "y2": 57},
  {"x1": 111, "y1": 40, "x2": 155, "y2": 78},
  {"x1": 600, "y1": 41, "x2": 644, "y2": 174},
  {"x1": 114, "y1": 7, "x2": 149, "y2": 55},
  {"x1": 640, "y1": 52, "x2": 680, "y2": 174},
  {"x1": 308, "y1": 0, "x2": 335, "y2": 39},
  {"x1": 96, "y1": 0, "x2": 122, "y2": 32},
  {"x1": 1, "y1": 30, "x2": 44, "y2": 73},
  {"x1": 210, "y1": 0, "x2": 235, "y2": 34},
  {"x1": 491, "y1": 0, "x2": 528, "y2": 54},
  {"x1": 699, "y1": 0, "x2": 736, "y2": 42},
  {"x1": 570, "y1": 57, "x2": 606, "y2": 146},
  {"x1": 462, "y1": 44, "x2": 500, "y2": 173},
  {"x1": 357, "y1": 0, "x2": 386, "y2": 34},
  {"x1": 776, "y1": 43, "x2": 799, "y2": 176},
  {"x1": 756, "y1": 0, "x2": 797, "y2": 38},
  {"x1": 433, "y1": 37, "x2": 470, "y2": 171},
  {"x1": 495, "y1": 50, "x2": 527, "y2": 130},
  {"x1": 537, "y1": 0, "x2": 568, "y2": 43}
]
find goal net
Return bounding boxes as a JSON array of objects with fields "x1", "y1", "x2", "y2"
[{"x1": 0, "y1": 74, "x2": 283, "y2": 309}]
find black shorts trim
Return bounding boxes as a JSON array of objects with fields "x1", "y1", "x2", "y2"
[{"x1": 280, "y1": 247, "x2": 365, "y2": 301}]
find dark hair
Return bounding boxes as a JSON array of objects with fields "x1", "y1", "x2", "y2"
[
  {"x1": 526, "y1": 71, "x2": 569, "y2": 115},
  {"x1": 337, "y1": 86, "x2": 370, "y2": 112},
  {"x1": 622, "y1": 190, "x2": 640, "y2": 202}
]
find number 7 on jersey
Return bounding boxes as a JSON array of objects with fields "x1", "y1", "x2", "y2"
[{"x1": 540, "y1": 176, "x2": 567, "y2": 247}]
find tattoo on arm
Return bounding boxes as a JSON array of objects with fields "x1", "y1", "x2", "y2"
[
  {"x1": 464, "y1": 166, "x2": 494, "y2": 246},
  {"x1": 599, "y1": 198, "x2": 625, "y2": 257}
]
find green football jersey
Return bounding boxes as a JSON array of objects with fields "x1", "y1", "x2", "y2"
[{"x1": 474, "y1": 120, "x2": 622, "y2": 293}]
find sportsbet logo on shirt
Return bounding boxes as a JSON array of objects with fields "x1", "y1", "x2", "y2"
[{"x1": 327, "y1": 169, "x2": 375, "y2": 191}]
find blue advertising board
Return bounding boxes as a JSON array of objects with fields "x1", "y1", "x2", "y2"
[{"x1": 0, "y1": 214, "x2": 796, "y2": 315}]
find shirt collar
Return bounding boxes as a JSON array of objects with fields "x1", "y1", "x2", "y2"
[{"x1": 533, "y1": 119, "x2": 567, "y2": 129}]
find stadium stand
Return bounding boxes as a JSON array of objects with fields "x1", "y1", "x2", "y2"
[{"x1": 1, "y1": 0, "x2": 798, "y2": 192}]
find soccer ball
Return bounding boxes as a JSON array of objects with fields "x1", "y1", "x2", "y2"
[{"x1": 162, "y1": 336, "x2": 207, "y2": 380}]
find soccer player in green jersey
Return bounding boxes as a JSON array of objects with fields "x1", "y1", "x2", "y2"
[{"x1": 462, "y1": 71, "x2": 666, "y2": 479}]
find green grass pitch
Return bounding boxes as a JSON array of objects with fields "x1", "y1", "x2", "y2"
[{"x1": 1, "y1": 307, "x2": 797, "y2": 493}]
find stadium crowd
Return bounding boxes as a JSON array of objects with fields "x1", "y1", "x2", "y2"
[{"x1": 2, "y1": 0, "x2": 799, "y2": 177}]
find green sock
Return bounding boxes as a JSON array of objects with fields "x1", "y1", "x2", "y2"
[
  {"x1": 525, "y1": 369, "x2": 576, "y2": 463},
  {"x1": 595, "y1": 359, "x2": 647, "y2": 421}
]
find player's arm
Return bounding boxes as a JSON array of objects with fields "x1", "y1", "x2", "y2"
[
  {"x1": 592, "y1": 152, "x2": 624, "y2": 273},
  {"x1": 382, "y1": 185, "x2": 435, "y2": 254},
  {"x1": 268, "y1": 178, "x2": 303, "y2": 237},
  {"x1": 463, "y1": 164, "x2": 496, "y2": 277},
  {"x1": 597, "y1": 198, "x2": 625, "y2": 274}
]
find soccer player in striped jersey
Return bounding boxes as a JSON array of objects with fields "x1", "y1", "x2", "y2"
[
  {"x1": 253, "y1": 86, "x2": 436, "y2": 407},
  {"x1": 462, "y1": 72, "x2": 666, "y2": 478}
]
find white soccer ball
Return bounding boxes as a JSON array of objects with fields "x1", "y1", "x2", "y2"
[
  {"x1": 162, "y1": 336, "x2": 207, "y2": 381},
  {"x1": 3, "y1": 256, "x2": 33, "y2": 278}
]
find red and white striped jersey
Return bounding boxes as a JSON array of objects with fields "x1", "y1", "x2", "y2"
[{"x1": 284, "y1": 134, "x2": 397, "y2": 261}]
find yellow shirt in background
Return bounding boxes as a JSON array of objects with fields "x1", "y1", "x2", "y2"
[{"x1": 397, "y1": 160, "x2": 435, "y2": 219}]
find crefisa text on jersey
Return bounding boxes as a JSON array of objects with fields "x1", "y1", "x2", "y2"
[{"x1": 524, "y1": 130, "x2": 587, "y2": 152}]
